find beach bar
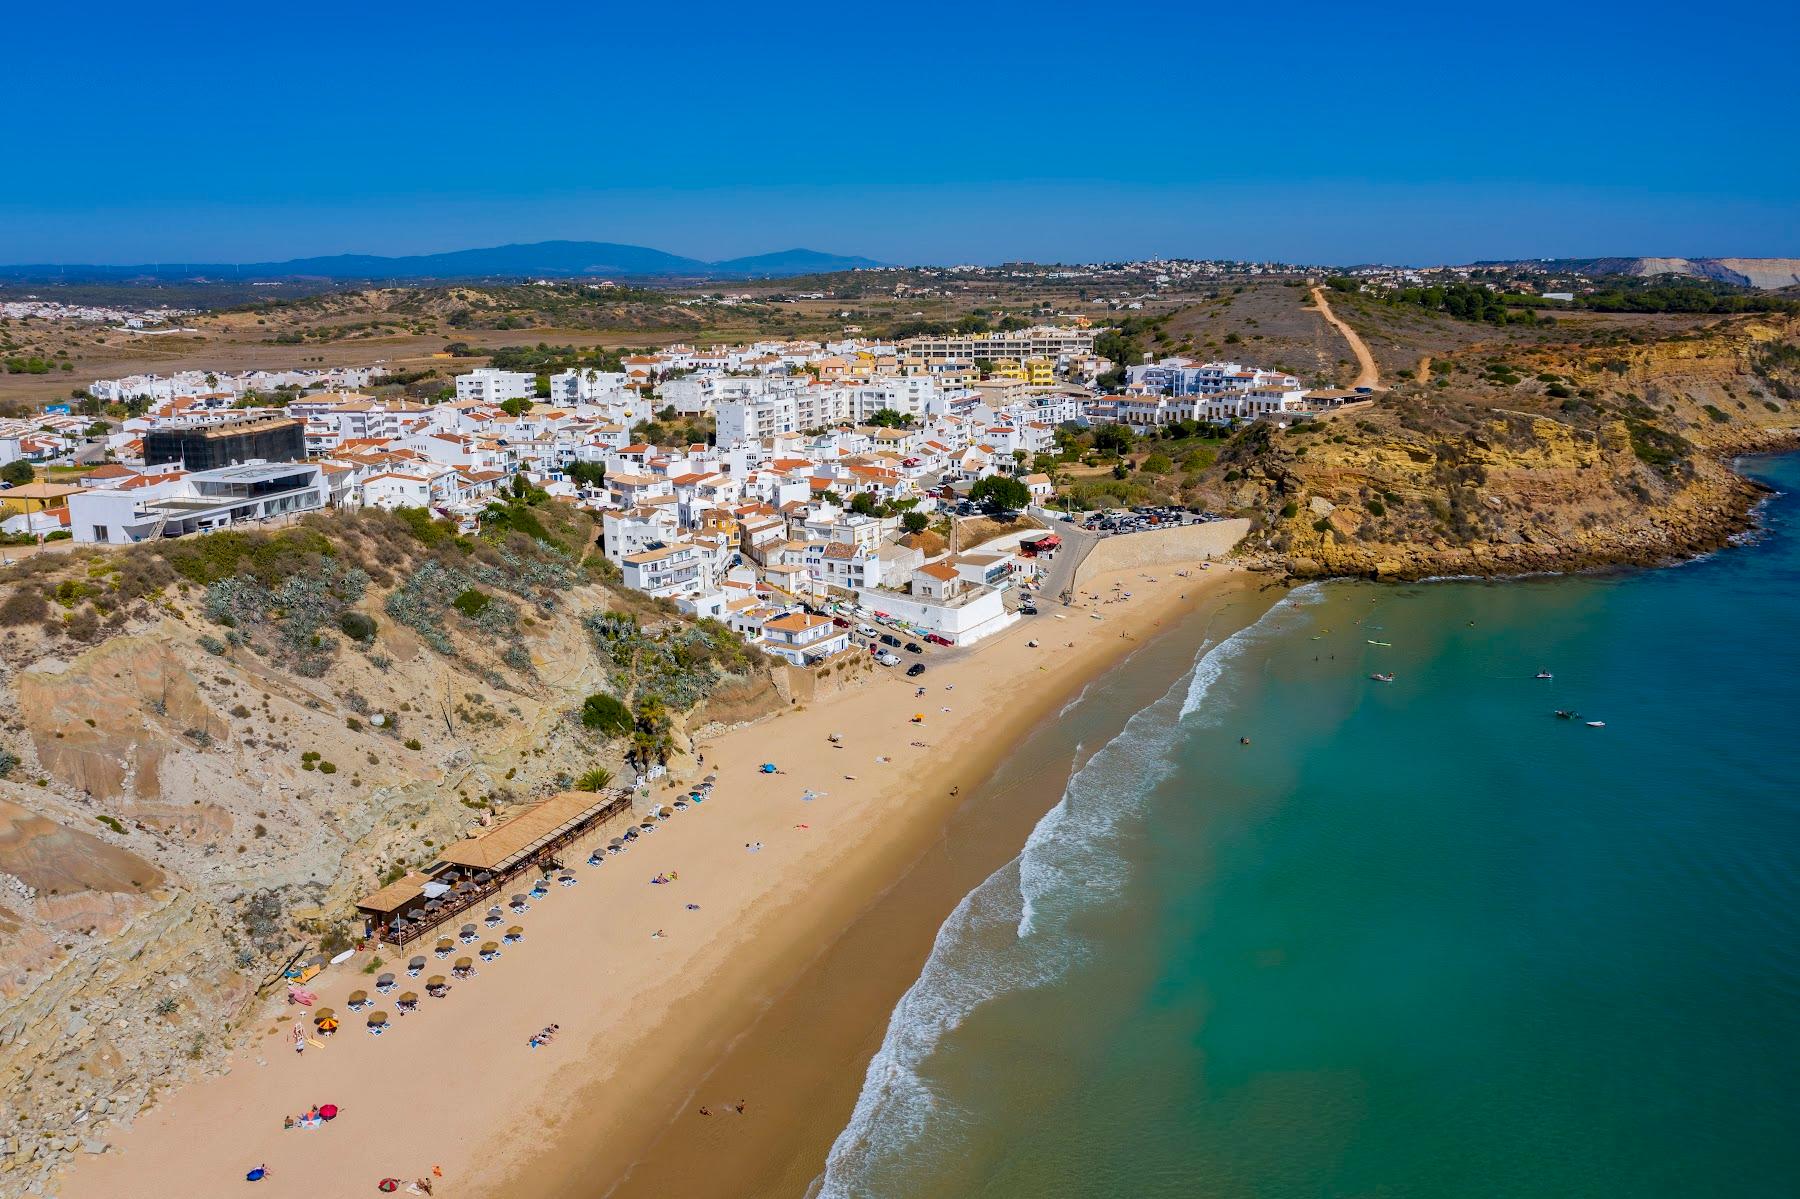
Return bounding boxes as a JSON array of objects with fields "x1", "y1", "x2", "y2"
[{"x1": 356, "y1": 790, "x2": 630, "y2": 947}]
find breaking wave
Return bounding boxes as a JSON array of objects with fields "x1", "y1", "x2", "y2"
[{"x1": 815, "y1": 595, "x2": 1308, "y2": 1197}]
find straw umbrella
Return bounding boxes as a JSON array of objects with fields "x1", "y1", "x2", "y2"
[
  {"x1": 314, "y1": 1007, "x2": 337, "y2": 1022},
  {"x1": 398, "y1": 991, "x2": 418, "y2": 1010},
  {"x1": 454, "y1": 956, "x2": 473, "y2": 970},
  {"x1": 434, "y1": 938, "x2": 454, "y2": 957},
  {"x1": 458, "y1": 923, "x2": 477, "y2": 942},
  {"x1": 347, "y1": 989, "x2": 367, "y2": 1007},
  {"x1": 480, "y1": 940, "x2": 499, "y2": 954},
  {"x1": 367, "y1": 1011, "x2": 388, "y2": 1029},
  {"x1": 406, "y1": 956, "x2": 426, "y2": 975},
  {"x1": 426, "y1": 975, "x2": 447, "y2": 995},
  {"x1": 375, "y1": 972, "x2": 396, "y2": 990},
  {"x1": 504, "y1": 925, "x2": 523, "y2": 941}
]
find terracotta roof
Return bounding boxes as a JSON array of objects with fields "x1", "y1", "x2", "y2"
[{"x1": 764, "y1": 612, "x2": 832, "y2": 633}]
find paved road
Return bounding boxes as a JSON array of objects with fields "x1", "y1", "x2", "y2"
[{"x1": 1026, "y1": 507, "x2": 1099, "y2": 605}]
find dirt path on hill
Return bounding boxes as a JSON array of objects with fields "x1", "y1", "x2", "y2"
[
  {"x1": 1416, "y1": 355, "x2": 1432, "y2": 382},
  {"x1": 1310, "y1": 285, "x2": 1381, "y2": 389}
]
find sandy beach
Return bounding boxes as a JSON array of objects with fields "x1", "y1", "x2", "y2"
[{"x1": 59, "y1": 558, "x2": 1261, "y2": 1199}]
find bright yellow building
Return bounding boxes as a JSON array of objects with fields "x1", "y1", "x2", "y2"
[{"x1": 0, "y1": 481, "x2": 85, "y2": 519}]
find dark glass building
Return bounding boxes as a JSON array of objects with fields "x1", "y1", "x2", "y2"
[{"x1": 143, "y1": 416, "x2": 305, "y2": 470}]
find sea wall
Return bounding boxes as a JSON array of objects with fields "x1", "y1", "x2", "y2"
[{"x1": 1073, "y1": 518, "x2": 1249, "y2": 587}]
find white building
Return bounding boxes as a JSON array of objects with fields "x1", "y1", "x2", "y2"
[
  {"x1": 455, "y1": 368, "x2": 537, "y2": 405},
  {"x1": 856, "y1": 562, "x2": 1014, "y2": 646},
  {"x1": 547, "y1": 368, "x2": 630, "y2": 404},
  {"x1": 758, "y1": 611, "x2": 851, "y2": 666},
  {"x1": 67, "y1": 462, "x2": 328, "y2": 544}
]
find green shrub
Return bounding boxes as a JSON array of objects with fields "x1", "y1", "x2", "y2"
[
  {"x1": 1365, "y1": 500, "x2": 1386, "y2": 517},
  {"x1": 394, "y1": 505, "x2": 456, "y2": 547},
  {"x1": 452, "y1": 588, "x2": 491, "y2": 618},
  {"x1": 96, "y1": 814, "x2": 125, "y2": 834},
  {"x1": 1702, "y1": 404, "x2": 1730, "y2": 423},
  {"x1": 403, "y1": 738, "x2": 422, "y2": 751},
  {"x1": 580, "y1": 692, "x2": 633, "y2": 736},
  {"x1": 318, "y1": 760, "x2": 338, "y2": 775},
  {"x1": 337, "y1": 611, "x2": 378, "y2": 642},
  {"x1": 1312, "y1": 518, "x2": 1332, "y2": 533}
]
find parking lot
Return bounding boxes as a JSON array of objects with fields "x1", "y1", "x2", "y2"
[{"x1": 1062, "y1": 505, "x2": 1226, "y2": 536}]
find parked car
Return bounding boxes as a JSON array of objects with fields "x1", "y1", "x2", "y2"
[
  {"x1": 1019, "y1": 603, "x2": 1037, "y2": 615},
  {"x1": 879, "y1": 633, "x2": 903, "y2": 648},
  {"x1": 906, "y1": 663, "x2": 927, "y2": 677},
  {"x1": 877, "y1": 652, "x2": 901, "y2": 666},
  {"x1": 925, "y1": 633, "x2": 953, "y2": 647},
  {"x1": 856, "y1": 624, "x2": 879, "y2": 638},
  {"x1": 904, "y1": 641, "x2": 923, "y2": 654}
]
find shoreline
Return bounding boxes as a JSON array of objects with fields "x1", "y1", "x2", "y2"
[
  {"x1": 531, "y1": 571, "x2": 1276, "y2": 1199},
  {"x1": 55, "y1": 559, "x2": 1265, "y2": 1199}
]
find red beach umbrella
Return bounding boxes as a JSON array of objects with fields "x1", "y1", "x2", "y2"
[{"x1": 319, "y1": 1103, "x2": 338, "y2": 1120}]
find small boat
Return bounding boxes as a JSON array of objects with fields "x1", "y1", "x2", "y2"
[
  {"x1": 1585, "y1": 720, "x2": 1606, "y2": 728},
  {"x1": 1535, "y1": 670, "x2": 1553, "y2": 680},
  {"x1": 1369, "y1": 672, "x2": 1395, "y2": 683},
  {"x1": 1367, "y1": 639, "x2": 1392, "y2": 647},
  {"x1": 1554, "y1": 710, "x2": 1578, "y2": 720}
]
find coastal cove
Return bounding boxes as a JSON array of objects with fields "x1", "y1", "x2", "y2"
[
  {"x1": 53, "y1": 560, "x2": 1270, "y2": 1199},
  {"x1": 807, "y1": 452, "x2": 1800, "y2": 1199}
]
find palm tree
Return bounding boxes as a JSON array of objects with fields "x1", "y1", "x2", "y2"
[{"x1": 576, "y1": 767, "x2": 614, "y2": 792}]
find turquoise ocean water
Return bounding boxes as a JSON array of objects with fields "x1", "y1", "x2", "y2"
[{"x1": 818, "y1": 454, "x2": 1800, "y2": 1199}]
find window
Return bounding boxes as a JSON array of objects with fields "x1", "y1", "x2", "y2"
[{"x1": 93, "y1": 524, "x2": 109, "y2": 542}]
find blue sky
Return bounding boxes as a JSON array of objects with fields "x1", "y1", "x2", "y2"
[{"x1": 7, "y1": 0, "x2": 1796, "y2": 266}]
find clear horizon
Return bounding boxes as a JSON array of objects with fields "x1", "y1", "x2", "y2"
[{"x1": 7, "y1": 0, "x2": 1796, "y2": 267}]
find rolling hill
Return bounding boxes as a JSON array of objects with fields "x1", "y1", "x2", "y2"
[{"x1": 0, "y1": 241, "x2": 889, "y2": 284}]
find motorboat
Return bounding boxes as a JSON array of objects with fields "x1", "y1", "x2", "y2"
[
  {"x1": 1535, "y1": 670, "x2": 1554, "y2": 680},
  {"x1": 1369, "y1": 672, "x2": 1395, "y2": 683},
  {"x1": 1554, "y1": 709, "x2": 1578, "y2": 720},
  {"x1": 1585, "y1": 720, "x2": 1606, "y2": 728}
]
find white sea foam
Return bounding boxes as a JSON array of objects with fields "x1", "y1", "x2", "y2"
[
  {"x1": 1179, "y1": 582, "x2": 1320, "y2": 721},
  {"x1": 817, "y1": 595, "x2": 1309, "y2": 1197}
]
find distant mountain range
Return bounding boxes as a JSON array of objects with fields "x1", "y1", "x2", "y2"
[
  {"x1": 0, "y1": 241, "x2": 888, "y2": 284},
  {"x1": 1477, "y1": 257, "x2": 1800, "y2": 291}
]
